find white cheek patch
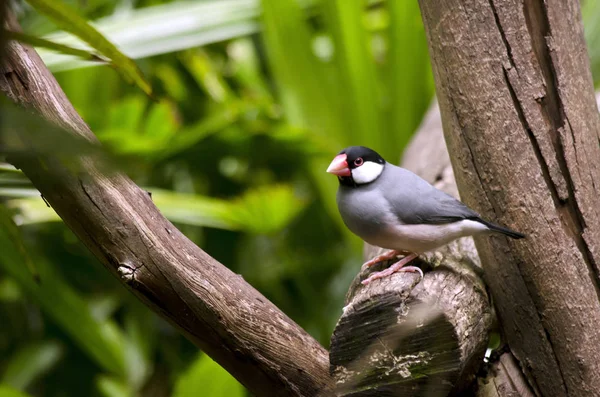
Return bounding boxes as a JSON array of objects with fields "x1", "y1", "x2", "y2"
[{"x1": 351, "y1": 161, "x2": 384, "y2": 184}]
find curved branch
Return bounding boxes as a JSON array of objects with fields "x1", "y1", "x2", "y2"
[
  {"x1": 419, "y1": 0, "x2": 600, "y2": 395},
  {"x1": 0, "y1": 12, "x2": 331, "y2": 397}
]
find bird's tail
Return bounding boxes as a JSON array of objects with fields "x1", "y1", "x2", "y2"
[{"x1": 477, "y1": 219, "x2": 525, "y2": 239}]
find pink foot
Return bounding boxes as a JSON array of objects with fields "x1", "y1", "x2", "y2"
[
  {"x1": 361, "y1": 253, "x2": 422, "y2": 285},
  {"x1": 362, "y1": 249, "x2": 409, "y2": 269}
]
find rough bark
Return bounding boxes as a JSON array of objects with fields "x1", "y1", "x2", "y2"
[
  {"x1": 329, "y1": 105, "x2": 494, "y2": 396},
  {"x1": 0, "y1": 13, "x2": 332, "y2": 397},
  {"x1": 418, "y1": 0, "x2": 600, "y2": 396},
  {"x1": 476, "y1": 352, "x2": 535, "y2": 397}
]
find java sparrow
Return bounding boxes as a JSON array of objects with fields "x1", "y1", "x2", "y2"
[{"x1": 326, "y1": 146, "x2": 525, "y2": 285}]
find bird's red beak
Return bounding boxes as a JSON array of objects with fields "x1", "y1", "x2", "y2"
[{"x1": 326, "y1": 154, "x2": 351, "y2": 177}]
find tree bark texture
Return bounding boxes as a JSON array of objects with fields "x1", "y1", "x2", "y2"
[
  {"x1": 329, "y1": 105, "x2": 495, "y2": 396},
  {"x1": 418, "y1": 1, "x2": 600, "y2": 396},
  {"x1": 0, "y1": 13, "x2": 332, "y2": 397},
  {"x1": 476, "y1": 352, "x2": 535, "y2": 397}
]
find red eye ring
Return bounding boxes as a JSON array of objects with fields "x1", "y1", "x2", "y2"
[{"x1": 354, "y1": 157, "x2": 364, "y2": 167}]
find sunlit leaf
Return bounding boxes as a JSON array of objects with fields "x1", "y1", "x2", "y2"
[
  {"x1": 1, "y1": 341, "x2": 64, "y2": 390},
  {"x1": 154, "y1": 184, "x2": 307, "y2": 234},
  {"x1": 181, "y1": 49, "x2": 234, "y2": 104},
  {"x1": 173, "y1": 353, "x2": 244, "y2": 397},
  {"x1": 4, "y1": 30, "x2": 105, "y2": 63},
  {"x1": 3, "y1": 185, "x2": 307, "y2": 234},
  {"x1": 96, "y1": 376, "x2": 131, "y2": 397},
  {"x1": 38, "y1": 0, "x2": 267, "y2": 72},
  {"x1": 227, "y1": 184, "x2": 307, "y2": 234},
  {"x1": 97, "y1": 98, "x2": 180, "y2": 155},
  {"x1": 26, "y1": 0, "x2": 153, "y2": 96},
  {"x1": 0, "y1": 385, "x2": 33, "y2": 397}
]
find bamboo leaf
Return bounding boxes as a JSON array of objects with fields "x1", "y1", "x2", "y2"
[
  {"x1": 0, "y1": 204, "x2": 38, "y2": 281},
  {"x1": 3, "y1": 185, "x2": 307, "y2": 234},
  {"x1": 321, "y1": 0, "x2": 383, "y2": 149},
  {"x1": 1, "y1": 341, "x2": 64, "y2": 390},
  {"x1": 0, "y1": 204, "x2": 126, "y2": 375},
  {"x1": 26, "y1": 0, "x2": 153, "y2": 96},
  {"x1": 38, "y1": 0, "x2": 266, "y2": 72},
  {"x1": 0, "y1": 386, "x2": 33, "y2": 397},
  {"x1": 583, "y1": 0, "x2": 600, "y2": 85},
  {"x1": 4, "y1": 30, "x2": 105, "y2": 63},
  {"x1": 387, "y1": 0, "x2": 434, "y2": 151},
  {"x1": 173, "y1": 354, "x2": 244, "y2": 397}
]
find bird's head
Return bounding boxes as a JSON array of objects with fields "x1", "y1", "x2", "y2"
[{"x1": 326, "y1": 146, "x2": 386, "y2": 186}]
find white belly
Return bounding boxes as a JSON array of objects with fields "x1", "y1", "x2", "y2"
[{"x1": 365, "y1": 219, "x2": 490, "y2": 253}]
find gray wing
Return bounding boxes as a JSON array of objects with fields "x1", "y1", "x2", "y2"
[{"x1": 380, "y1": 164, "x2": 481, "y2": 225}]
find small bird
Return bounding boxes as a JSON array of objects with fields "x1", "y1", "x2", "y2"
[{"x1": 326, "y1": 146, "x2": 525, "y2": 285}]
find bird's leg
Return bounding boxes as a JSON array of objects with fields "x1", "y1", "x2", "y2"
[
  {"x1": 362, "y1": 249, "x2": 410, "y2": 269},
  {"x1": 361, "y1": 253, "x2": 422, "y2": 285}
]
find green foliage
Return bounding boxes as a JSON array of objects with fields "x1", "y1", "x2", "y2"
[
  {"x1": 3, "y1": 185, "x2": 306, "y2": 234},
  {"x1": 0, "y1": 386, "x2": 33, "y2": 397},
  {"x1": 4, "y1": 0, "x2": 599, "y2": 396},
  {"x1": 1, "y1": 341, "x2": 63, "y2": 390},
  {"x1": 583, "y1": 0, "x2": 600, "y2": 84},
  {"x1": 3, "y1": 30, "x2": 105, "y2": 63},
  {"x1": 173, "y1": 354, "x2": 244, "y2": 397},
  {"x1": 0, "y1": 204, "x2": 127, "y2": 376},
  {"x1": 25, "y1": 0, "x2": 153, "y2": 96}
]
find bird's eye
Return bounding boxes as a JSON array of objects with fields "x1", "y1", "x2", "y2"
[{"x1": 354, "y1": 157, "x2": 364, "y2": 167}]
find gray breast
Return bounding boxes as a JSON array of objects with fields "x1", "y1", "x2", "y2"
[{"x1": 336, "y1": 185, "x2": 394, "y2": 242}]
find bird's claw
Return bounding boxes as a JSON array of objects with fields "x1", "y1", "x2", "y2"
[
  {"x1": 361, "y1": 253, "x2": 422, "y2": 285},
  {"x1": 362, "y1": 249, "x2": 406, "y2": 268}
]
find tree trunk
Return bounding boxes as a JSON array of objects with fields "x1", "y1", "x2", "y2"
[
  {"x1": 476, "y1": 352, "x2": 535, "y2": 397},
  {"x1": 418, "y1": 0, "x2": 600, "y2": 396},
  {"x1": 0, "y1": 11, "x2": 332, "y2": 397},
  {"x1": 329, "y1": 105, "x2": 495, "y2": 396}
]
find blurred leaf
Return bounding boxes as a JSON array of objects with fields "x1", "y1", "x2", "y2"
[
  {"x1": 260, "y1": 0, "x2": 354, "y2": 245},
  {"x1": 98, "y1": 98, "x2": 180, "y2": 155},
  {"x1": 322, "y1": 0, "x2": 383, "y2": 149},
  {"x1": 181, "y1": 49, "x2": 234, "y2": 104},
  {"x1": 173, "y1": 353, "x2": 244, "y2": 397},
  {"x1": 0, "y1": 206, "x2": 126, "y2": 374},
  {"x1": 4, "y1": 196, "x2": 60, "y2": 225},
  {"x1": 154, "y1": 184, "x2": 307, "y2": 234},
  {"x1": 583, "y1": 0, "x2": 600, "y2": 85},
  {"x1": 1, "y1": 340, "x2": 64, "y2": 390},
  {"x1": 227, "y1": 184, "x2": 307, "y2": 234},
  {"x1": 0, "y1": 98, "x2": 121, "y2": 174},
  {"x1": 96, "y1": 376, "x2": 131, "y2": 397},
  {"x1": 26, "y1": 0, "x2": 153, "y2": 96},
  {"x1": 122, "y1": 302, "x2": 157, "y2": 390},
  {"x1": 0, "y1": 204, "x2": 38, "y2": 281},
  {"x1": 387, "y1": 0, "x2": 433, "y2": 152},
  {"x1": 160, "y1": 106, "x2": 240, "y2": 159},
  {"x1": 38, "y1": 0, "x2": 269, "y2": 72},
  {"x1": 260, "y1": 0, "x2": 343, "y2": 138},
  {"x1": 0, "y1": 385, "x2": 33, "y2": 397},
  {"x1": 4, "y1": 30, "x2": 105, "y2": 63},
  {"x1": 4, "y1": 185, "x2": 307, "y2": 234}
]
